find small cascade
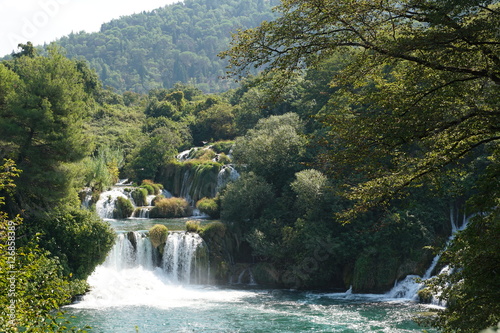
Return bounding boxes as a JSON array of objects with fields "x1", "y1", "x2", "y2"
[
  {"x1": 104, "y1": 232, "x2": 154, "y2": 270},
  {"x1": 387, "y1": 210, "x2": 470, "y2": 301},
  {"x1": 81, "y1": 191, "x2": 93, "y2": 210},
  {"x1": 162, "y1": 232, "x2": 208, "y2": 284},
  {"x1": 217, "y1": 164, "x2": 240, "y2": 191},
  {"x1": 95, "y1": 188, "x2": 130, "y2": 219}
]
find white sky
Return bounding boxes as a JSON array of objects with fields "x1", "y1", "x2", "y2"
[{"x1": 0, "y1": 0, "x2": 181, "y2": 56}]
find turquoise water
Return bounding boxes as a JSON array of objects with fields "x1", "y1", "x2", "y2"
[
  {"x1": 65, "y1": 218, "x2": 437, "y2": 332},
  {"x1": 66, "y1": 287, "x2": 435, "y2": 332}
]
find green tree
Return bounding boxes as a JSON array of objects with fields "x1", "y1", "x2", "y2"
[
  {"x1": 232, "y1": 112, "x2": 306, "y2": 189},
  {"x1": 223, "y1": 1, "x2": 500, "y2": 330},
  {"x1": 0, "y1": 48, "x2": 95, "y2": 212}
]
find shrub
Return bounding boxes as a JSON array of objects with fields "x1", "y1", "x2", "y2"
[
  {"x1": 149, "y1": 197, "x2": 190, "y2": 218},
  {"x1": 142, "y1": 179, "x2": 163, "y2": 194},
  {"x1": 200, "y1": 221, "x2": 227, "y2": 240},
  {"x1": 113, "y1": 197, "x2": 135, "y2": 218},
  {"x1": 37, "y1": 208, "x2": 116, "y2": 280},
  {"x1": 141, "y1": 184, "x2": 155, "y2": 195},
  {"x1": 131, "y1": 188, "x2": 149, "y2": 206},
  {"x1": 196, "y1": 197, "x2": 220, "y2": 218},
  {"x1": 149, "y1": 224, "x2": 168, "y2": 249},
  {"x1": 186, "y1": 220, "x2": 201, "y2": 232}
]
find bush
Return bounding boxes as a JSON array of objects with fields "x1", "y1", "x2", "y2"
[
  {"x1": 196, "y1": 197, "x2": 220, "y2": 218},
  {"x1": 200, "y1": 221, "x2": 227, "y2": 240},
  {"x1": 186, "y1": 220, "x2": 201, "y2": 232},
  {"x1": 149, "y1": 224, "x2": 168, "y2": 249},
  {"x1": 113, "y1": 197, "x2": 135, "y2": 218},
  {"x1": 37, "y1": 208, "x2": 116, "y2": 280},
  {"x1": 150, "y1": 197, "x2": 190, "y2": 218},
  {"x1": 131, "y1": 188, "x2": 149, "y2": 206},
  {"x1": 142, "y1": 179, "x2": 163, "y2": 194},
  {"x1": 141, "y1": 184, "x2": 155, "y2": 195}
]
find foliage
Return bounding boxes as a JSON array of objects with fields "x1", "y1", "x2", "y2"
[
  {"x1": 290, "y1": 169, "x2": 328, "y2": 215},
  {"x1": 185, "y1": 220, "x2": 201, "y2": 233},
  {"x1": 52, "y1": 0, "x2": 279, "y2": 93},
  {"x1": 113, "y1": 197, "x2": 134, "y2": 219},
  {"x1": 0, "y1": 163, "x2": 90, "y2": 332},
  {"x1": 192, "y1": 102, "x2": 236, "y2": 144},
  {"x1": 224, "y1": 0, "x2": 500, "y2": 330},
  {"x1": 149, "y1": 224, "x2": 168, "y2": 249},
  {"x1": 83, "y1": 147, "x2": 124, "y2": 192},
  {"x1": 158, "y1": 160, "x2": 222, "y2": 203},
  {"x1": 36, "y1": 208, "x2": 115, "y2": 280},
  {"x1": 131, "y1": 187, "x2": 149, "y2": 206},
  {"x1": 149, "y1": 197, "x2": 190, "y2": 218},
  {"x1": 220, "y1": 172, "x2": 275, "y2": 232},
  {"x1": 211, "y1": 141, "x2": 234, "y2": 155},
  {"x1": 232, "y1": 113, "x2": 306, "y2": 189},
  {"x1": 0, "y1": 48, "x2": 96, "y2": 212},
  {"x1": 196, "y1": 197, "x2": 220, "y2": 219}
]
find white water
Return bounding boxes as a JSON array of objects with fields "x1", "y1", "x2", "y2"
[
  {"x1": 95, "y1": 188, "x2": 130, "y2": 219},
  {"x1": 71, "y1": 231, "x2": 210, "y2": 309},
  {"x1": 387, "y1": 209, "x2": 470, "y2": 301}
]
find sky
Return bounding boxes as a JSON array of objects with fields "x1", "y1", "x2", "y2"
[{"x1": 0, "y1": 0, "x2": 180, "y2": 56}]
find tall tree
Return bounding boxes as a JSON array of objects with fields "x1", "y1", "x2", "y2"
[
  {"x1": 223, "y1": 1, "x2": 500, "y2": 331},
  {"x1": 0, "y1": 47, "x2": 95, "y2": 212}
]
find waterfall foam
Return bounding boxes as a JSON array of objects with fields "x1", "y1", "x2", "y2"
[
  {"x1": 71, "y1": 230, "x2": 210, "y2": 309},
  {"x1": 387, "y1": 211, "x2": 470, "y2": 301}
]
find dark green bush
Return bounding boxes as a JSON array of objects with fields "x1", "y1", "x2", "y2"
[
  {"x1": 131, "y1": 188, "x2": 149, "y2": 206},
  {"x1": 37, "y1": 208, "x2": 116, "y2": 280},
  {"x1": 113, "y1": 197, "x2": 135, "y2": 218},
  {"x1": 141, "y1": 184, "x2": 155, "y2": 195},
  {"x1": 196, "y1": 197, "x2": 220, "y2": 218},
  {"x1": 150, "y1": 197, "x2": 190, "y2": 218}
]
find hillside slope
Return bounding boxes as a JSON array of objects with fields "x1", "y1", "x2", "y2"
[{"x1": 57, "y1": 0, "x2": 278, "y2": 93}]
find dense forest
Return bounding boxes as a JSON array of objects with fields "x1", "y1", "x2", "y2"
[
  {"x1": 53, "y1": 0, "x2": 279, "y2": 93},
  {"x1": 1, "y1": 0, "x2": 499, "y2": 332}
]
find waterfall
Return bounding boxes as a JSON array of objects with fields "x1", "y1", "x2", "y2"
[
  {"x1": 162, "y1": 232, "x2": 208, "y2": 284},
  {"x1": 217, "y1": 164, "x2": 240, "y2": 191},
  {"x1": 93, "y1": 230, "x2": 208, "y2": 284},
  {"x1": 95, "y1": 188, "x2": 131, "y2": 219},
  {"x1": 387, "y1": 210, "x2": 470, "y2": 300}
]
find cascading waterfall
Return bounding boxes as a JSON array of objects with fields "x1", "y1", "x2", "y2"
[
  {"x1": 95, "y1": 188, "x2": 130, "y2": 219},
  {"x1": 387, "y1": 209, "x2": 470, "y2": 301},
  {"x1": 162, "y1": 232, "x2": 208, "y2": 284},
  {"x1": 105, "y1": 230, "x2": 209, "y2": 284}
]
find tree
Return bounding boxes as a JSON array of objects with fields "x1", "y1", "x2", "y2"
[
  {"x1": 223, "y1": 0, "x2": 499, "y2": 331},
  {"x1": 232, "y1": 112, "x2": 306, "y2": 189},
  {"x1": 0, "y1": 47, "x2": 95, "y2": 212}
]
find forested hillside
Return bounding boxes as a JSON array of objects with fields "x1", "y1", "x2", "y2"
[{"x1": 56, "y1": 0, "x2": 278, "y2": 93}]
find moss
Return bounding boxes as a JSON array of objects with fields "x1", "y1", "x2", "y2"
[
  {"x1": 149, "y1": 224, "x2": 168, "y2": 249},
  {"x1": 217, "y1": 153, "x2": 231, "y2": 164},
  {"x1": 150, "y1": 197, "x2": 190, "y2": 218},
  {"x1": 211, "y1": 141, "x2": 234, "y2": 155},
  {"x1": 113, "y1": 197, "x2": 134, "y2": 218},
  {"x1": 196, "y1": 197, "x2": 220, "y2": 218},
  {"x1": 157, "y1": 160, "x2": 222, "y2": 203}
]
